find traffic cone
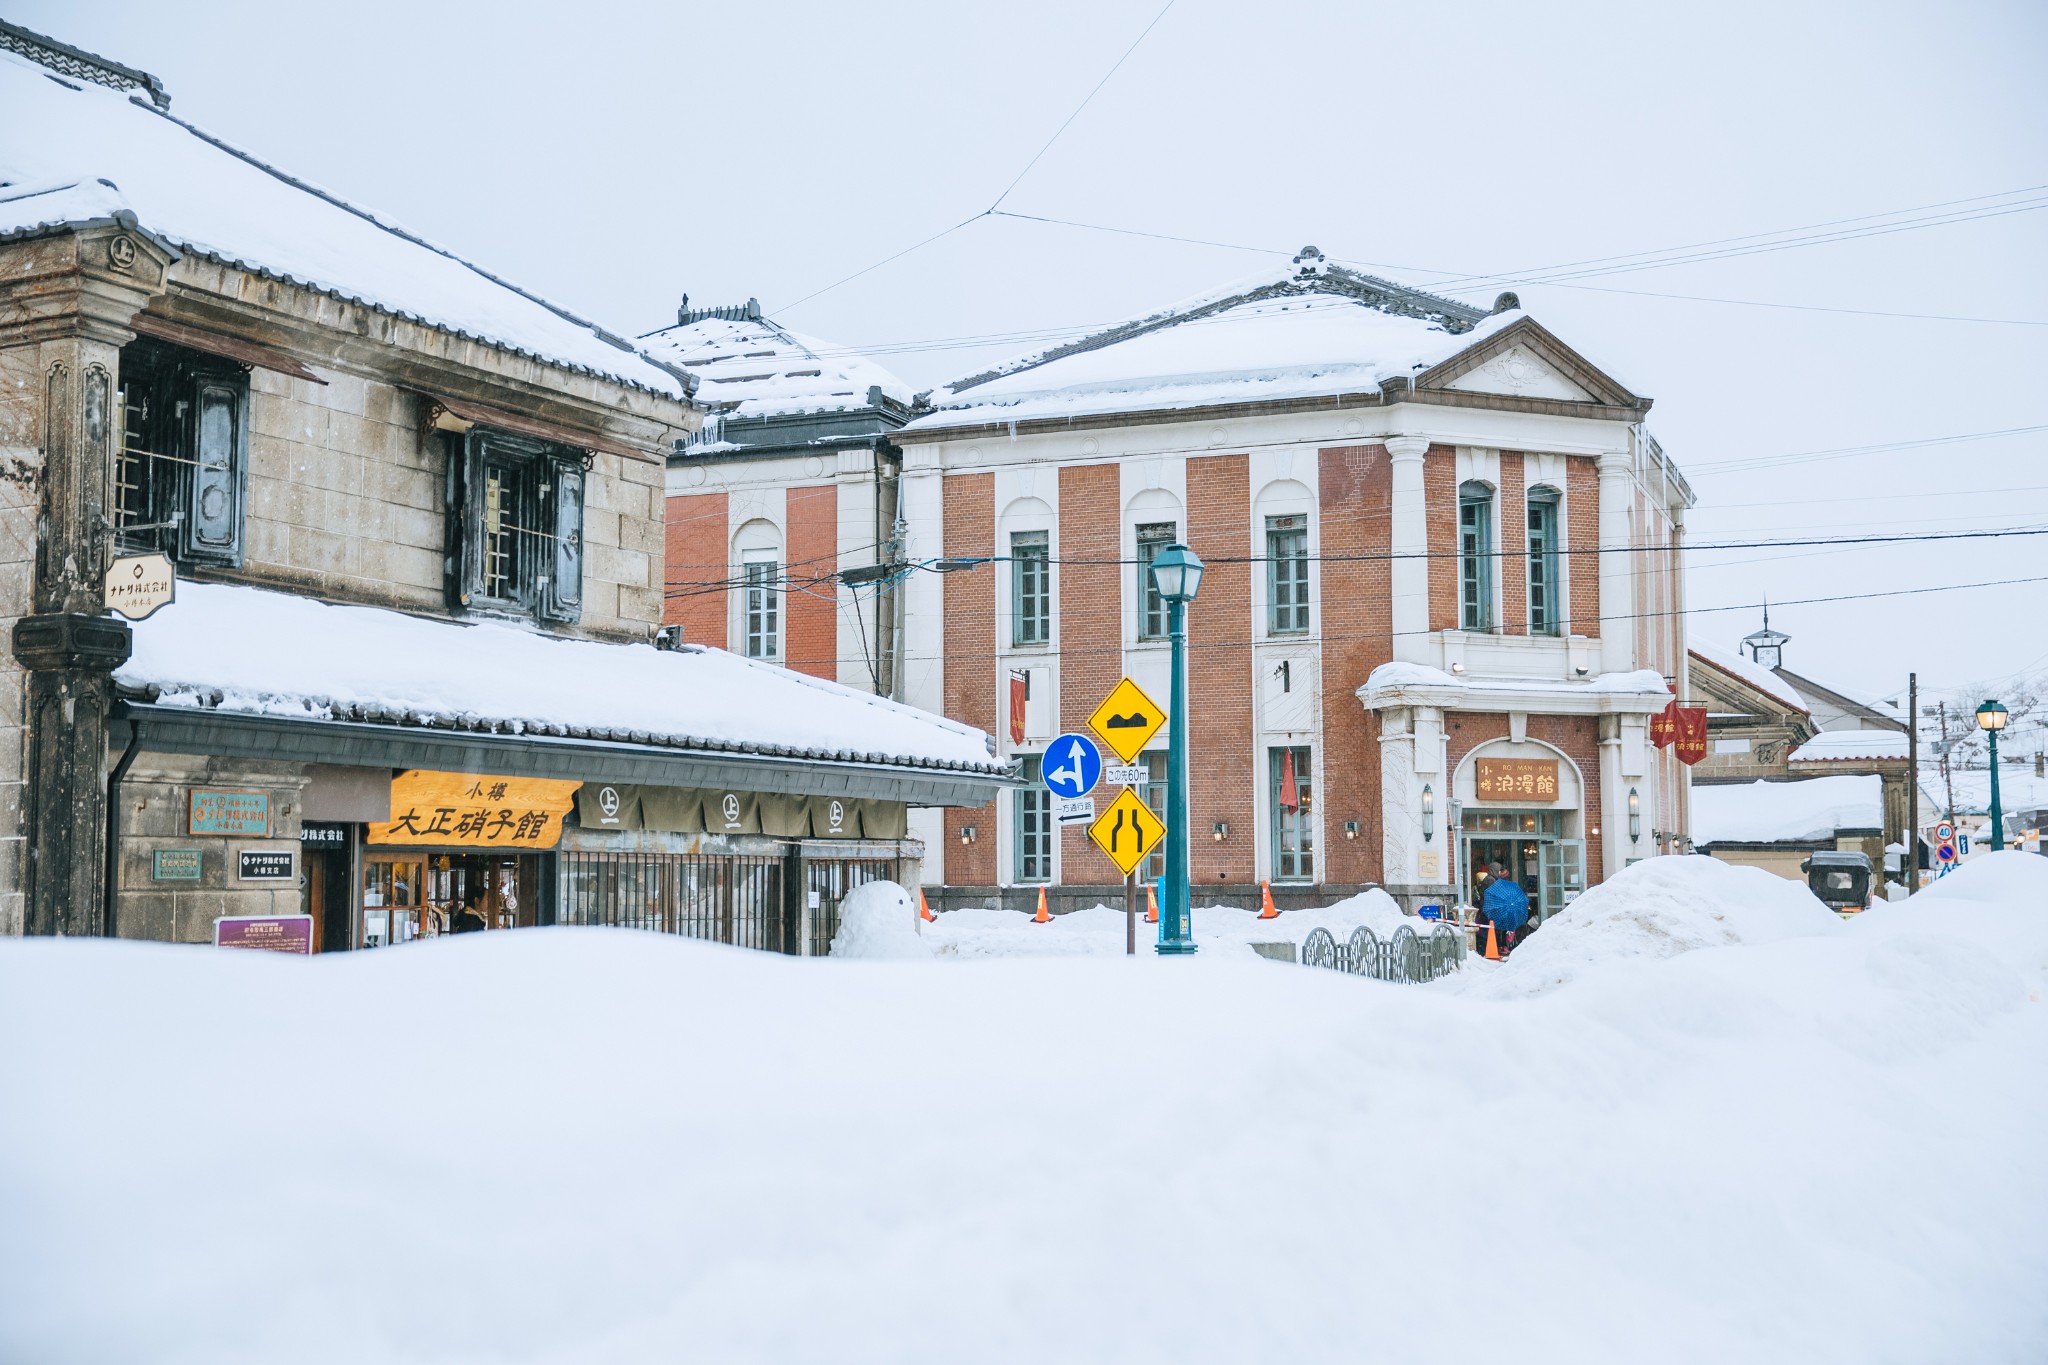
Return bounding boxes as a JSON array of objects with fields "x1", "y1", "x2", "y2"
[
  {"x1": 1146, "y1": 883, "x2": 1159, "y2": 924},
  {"x1": 1484, "y1": 921, "x2": 1502, "y2": 961},
  {"x1": 1258, "y1": 881, "x2": 1279, "y2": 920},
  {"x1": 1033, "y1": 886, "x2": 1050, "y2": 924},
  {"x1": 918, "y1": 889, "x2": 935, "y2": 923}
]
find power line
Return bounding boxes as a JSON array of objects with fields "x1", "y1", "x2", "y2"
[{"x1": 1686, "y1": 423, "x2": 2048, "y2": 475}]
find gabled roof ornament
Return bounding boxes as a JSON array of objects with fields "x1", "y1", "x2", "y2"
[{"x1": 1292, "y1": 245, "x2": 1329, "y2": 279}]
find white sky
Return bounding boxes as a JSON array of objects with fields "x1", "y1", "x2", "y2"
[{"x1": 16, "y1": 0, "x2": 2047, "y2": 718}]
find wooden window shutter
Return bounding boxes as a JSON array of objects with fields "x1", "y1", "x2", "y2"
[{"x1": 454, "y1": 429, "x2": 490, "y2": 608}]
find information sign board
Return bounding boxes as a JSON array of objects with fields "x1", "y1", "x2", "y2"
[
  {"x1": 237, "y1": 849, "x2": 296, "y2": 882},
  {"x1": 190, "y1": 789, "x2": 270, "y2": 837},
  {"x1": 213, "y1": 914, "x2": 314, "y2": 955},
  {"x1": 1105, "y1": 764, "x2": 1148, "y2": 787},
  {"x1": 104, "y1": 551, "x2": 175, "y2": 622},
  {"x1": 153, "y1": 848, "x2": 202, "y2": 881}
]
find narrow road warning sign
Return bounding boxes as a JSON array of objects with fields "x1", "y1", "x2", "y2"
[{"x1": 1088, "y1": 787, "x2": 1166, "y2": 876}]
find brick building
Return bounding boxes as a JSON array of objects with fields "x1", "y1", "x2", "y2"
[
  {"x1": 0, "y1": 23, "x2": 1006, "y2": 950},
  {"x1": 666, "y1": 247, "x2": 1693, "y2": 918}
]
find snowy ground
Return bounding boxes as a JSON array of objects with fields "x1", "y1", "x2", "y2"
[{"x1": 2, "y1": 855, "x2": 2044, "y2": 1363}]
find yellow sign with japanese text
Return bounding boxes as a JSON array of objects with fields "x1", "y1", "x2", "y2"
[
  {"x1": 1087, "y1": 676, "x2": 1167, "y2": 764},
  {"x1": 367, "y1": 771, "x2": 582, "y2": 848},
  {"x1": 1088, "y1": 787, "x2": 1166, "y2": 877}
]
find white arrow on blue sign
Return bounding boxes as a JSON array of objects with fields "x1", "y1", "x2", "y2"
[{"x1": 1040, "y1": 732, "x2": 1103, "y2": 800}]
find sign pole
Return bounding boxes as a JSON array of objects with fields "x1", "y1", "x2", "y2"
[{"x1": 1126, "y1": 869, "x2": 1137, "y2": 955}]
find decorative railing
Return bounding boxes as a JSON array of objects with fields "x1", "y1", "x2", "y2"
[{"x1": 1298, "y1": 923, "x2": 1465, "y2": 983}]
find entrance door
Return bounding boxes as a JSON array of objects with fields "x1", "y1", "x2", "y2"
[{"x1": 1538, "y1": 841, "x2": 1585, "y2": 923}]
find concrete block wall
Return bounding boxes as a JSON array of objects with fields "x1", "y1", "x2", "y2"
[{"x1": 112, "y1": 754, "x2": 310, "y2": 944}]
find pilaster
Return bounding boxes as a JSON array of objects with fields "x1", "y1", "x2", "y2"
[
  {"x1": 1596, "y1": 450, "x2": 1634, "y2": 674},
  {"x1": 1385, "y1": 435, "x2": 1430, "y2": 664}
]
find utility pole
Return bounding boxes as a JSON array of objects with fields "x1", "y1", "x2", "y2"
[
  {"x1": 1905, "y1": 673, "x2": 1918, "y2": 895},
  {"x1": 1938, "y1": 700, "x2": 1957, "y2": 821}
]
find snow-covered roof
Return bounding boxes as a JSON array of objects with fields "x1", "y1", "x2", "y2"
[
  {"x1": 905, "y1": 248, "x2": 1529, "y2": 430},
  {"x1": 1789, "y1": 731, "x2": 1910, "y2": 763},
  {"x1": 1691, "y1": 776, "x2": 1884, "y2": 845},
  {"x1": 1689, "y1": 641, "x2": 1809, "y2": 715},
  {"x1": 115, "y1": 583, "x2": 1003, "y2": 775},
  {"x1": 640, "y1": 304, "x2": 912, "y2": 421},
  {"x1": 0, "y1": 38, "x2": 686, "y2": 398}
]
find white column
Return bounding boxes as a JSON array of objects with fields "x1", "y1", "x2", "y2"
[
  {"x1": 898, "y1": 446, "x2": 947, "y2": 883},
  {"x1": 1598, "y1": 711, "x2": 1653, "y2": 879},
  {"x1": 1596, "y1": 451, "x2": 1635, "y2": 674},
  {"x1": 1377, "y1": 702, "x2": 1449, "y2": 903},
  {"x1": 1386, "y1": 436, "x2": 1431, "y2": 664}
]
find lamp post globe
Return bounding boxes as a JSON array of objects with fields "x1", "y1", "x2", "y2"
[
  {"x1": 1150, "y1": 544, "x2": 1203, "y2": 955},
  {"x1": 1976, "y1": 699, "x2": 2008, "y2": 851}
]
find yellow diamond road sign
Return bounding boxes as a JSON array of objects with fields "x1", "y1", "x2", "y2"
[
  {"x1": 1089, "y1": 787, "x2": 1167, "y2": 877},
  {"x1": 1087, "y1": 676, "x2": 1167, "y2": 764}
]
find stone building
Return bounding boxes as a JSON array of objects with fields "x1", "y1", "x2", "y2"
[
  {"x1": 666, "y1": 247, "x2": 1695, "y2": 917},
  {"x1": 0, "y1": 23, "x2": 1006, "y2": 950}
]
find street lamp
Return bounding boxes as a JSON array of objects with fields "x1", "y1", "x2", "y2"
[
  {"x1": 1151, "y1": 543, "x2": 1204, "y2": 955},
  {"x1": 1977, "y1": 699, "x2": 2008, "y2": 851}
]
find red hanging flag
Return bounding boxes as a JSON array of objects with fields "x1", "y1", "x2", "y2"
[
  {"x1": 1673, "y1": 706, "x2": 1709, "y2": 766},
  {"x1": 1008, "y1": 672, "x2": 1027, "y2": 747},
  {"x1": 1650, "y1": 698, "x2": 1679, "y2": 749},
  {"x1": 1279, "y1": 747, "x2": 1299, "y2": 812}
]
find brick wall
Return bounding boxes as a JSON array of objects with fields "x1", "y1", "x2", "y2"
[
  {"x1": 1426, "y1": 445, "x2": 1459, "y2": 631},
  {"x1": 1186, "y1": 454, "x2": 1256, "y2": 889},
  {"x1": 1567, "y1": 456, "x2": 1600, "y2": 637},
  {"x1": 664, "y1": 490, "x2": 728, "y2": 649},
  {"x1": 1499, "y1": 451, "x2": 1526, "y2": 635},
  {"x1": 942, "y1": 472, "x2": 998, "y2": 887},
  {"x1": 1057, "y1": 464, "x2": 1122, "y2": 885},
  {"x1": 1445, "y1": 711, "x2": 1604, "y2": 883},
  {"x1": 1317, "y1": 445, "x2": 1392, "y2": 884},
  {"x1": 784, "y1": 483, "x2": 838, "y2": 680}
]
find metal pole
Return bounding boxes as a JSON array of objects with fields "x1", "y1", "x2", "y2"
[
  {"x1": 1125, "y1": 869, "x2": 1136, "y2": 955},
  {"x1": 1905, "y1": 673, "x2": 1918, "y2": 894},
  {"x1": 1988, "y1": 726, "x2": 2004, "y2": 851},
  {"x1": 1159, "y1": 595, "x2": 1195, "y2": 954}
]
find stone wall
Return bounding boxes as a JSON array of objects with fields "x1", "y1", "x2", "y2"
[
  {"x1": 112, "y1": 754, "x2": 310, "y2": 944},
  {"x1": 0, "y1": 342, "x2": 45, "y2": 934}
]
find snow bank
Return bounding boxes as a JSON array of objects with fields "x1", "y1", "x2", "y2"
[
  {"x1": 1691, "y1": 775, "x2": 1884, "y2": 844},
  {"x1": 924, "y1": 887, "x2": 1410, "y2": 959},
  {"x1": 1473, "y1": 854, "x2": 1843, "y2": 997},
  {"x1": 2, "y1": 862, "x2": 2044, "y2": 1363},
  {"x1": 827, "y1": 881, "x2": 930, "y2": 960}
]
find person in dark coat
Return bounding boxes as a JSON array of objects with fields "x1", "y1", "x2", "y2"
[
  {"x1": 451, "y1": 891, "x2": 489, "y2": 934},
  {"x1": 1479, "y1": 861, "x2": 1531, "y2": 954}
]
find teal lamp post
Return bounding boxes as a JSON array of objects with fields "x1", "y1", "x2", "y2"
[
  {"x1": 1150, "y1": 543, "x2": 1204, "y2": 955},
  {"x1": 1976, "y1": 699, "x2": 2008, "y2": 851}
]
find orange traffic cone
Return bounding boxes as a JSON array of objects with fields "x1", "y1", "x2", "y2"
[
  {"x1": 918, "y1": 889, "x2": 935, "y2": 923},
  {"x1": 1258, "y1": 881, "x2": 1279, "y2": 920},
  {"x1": 1484, "y1": 921, "x2": 1502, "y2": 961},
  {"x1": 1145, "y1": 883, "x2": 1159, "y2": 924},
  {"x1": 1033, "y1": 886, "x2": 1050, "y2": 924}
]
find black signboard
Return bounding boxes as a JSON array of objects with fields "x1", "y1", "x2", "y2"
[{"x1": 237, "y1": 850, "x2": 296, "y2": 882}]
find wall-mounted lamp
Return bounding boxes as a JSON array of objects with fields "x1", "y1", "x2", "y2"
[
  {"x1": 1420, "y1": 783, "x2": 1435, "y2": 841},
  {"x1": 1628, "y1": 787, "x2": 1641, "y2": 843},
  {"x1": 1449, "y1": 661, "x2": 1466, "y2": 675},
  {"x1": 1212, "y1": 821, "x2": 1229, "y2": 841},
  {"x1": 958, "y1": 825, "x2": 977, "y2": 846},
  {"x1": 1590, "y1": 825, "x2": 1601, "y2": 838},
  {"x1": 1343, "y1": 820, "x2": 1360, "y2": 841}
]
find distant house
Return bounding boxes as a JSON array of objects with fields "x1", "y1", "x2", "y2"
[{"x1": 1691, "y1": 774, "x2": 1885, "y2": 881}]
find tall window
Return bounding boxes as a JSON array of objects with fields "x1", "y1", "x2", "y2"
[
  {"x1": 1527, "y1": 487, "x2": 1561, "y2": 636},
  {"x1": 1269, "y1": 746, "x2": 1314, "y2": 881},
  {"x1": 1266, "y1": 514, "x2": 1309, "y2": 634},
  {"x1": 116, "y1": 336, "x2": 249, "y2": 567},
  {"x1": 1011, "y1": 530, "x2": 1050, "y2": 646},
  {"x1": 1015, "y1": 755, "x2": 1052, "y2": 882},
  {"x1": 450, "y1": 428, "x2": 586, "y2": 624},
  {"x1": 743, "y1": 552, "x2": 780, "y2": 659},
  {"x1": 1458, "y1": 481, "x2": 1495, "y2": 632},
  {"x1": 1136, "y1": 521, "x2": 1177, "y2": 639}
]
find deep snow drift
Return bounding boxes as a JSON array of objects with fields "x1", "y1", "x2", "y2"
[{"x1": 2, "y1": 855, "x2": 2043, "y2": 1364}]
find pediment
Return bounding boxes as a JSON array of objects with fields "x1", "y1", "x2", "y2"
[{"x1": 1417, "y1": 317, "x2": 1647, "y2": 413}]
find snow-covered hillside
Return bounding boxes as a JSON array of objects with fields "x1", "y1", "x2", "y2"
[{"x1": 2, "y1": 855, "x2": 2043, "y2": 1363}]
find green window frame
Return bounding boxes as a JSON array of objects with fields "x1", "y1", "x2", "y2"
[
  {"x1": 743, "y1": 554, "x2": 780, "y2": 659},
  {"x1": 1269, "y1": 745, "x2": 1314, "y2": 881},
  {"x1": 1011, "y1": 529, "x2": 1050, "y2": 646},
  {"x1": 1527, "y1": 487, "x2": 1561, "y2": 636},
  {"x1": 1458, "y1": 481, "x2": 1495, "y2": 632},
  {"x1": 1136, "y1": 522, "x2": 1177, "y2": 640},
  {"x1": 1015, "y1": 754, "x2": 1052, "y2": 883},
  {"x1": 1266, "y1": 514, "x2": 1309, "y2": 634}
]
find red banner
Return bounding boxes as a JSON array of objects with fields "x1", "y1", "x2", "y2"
[
  {"x1": 1673, "y1": 706, "x2": 1709, "y2": 766},
  {"x1": 1650, "y1": 698, "x2": 1678, "y2": 749},
  {"x1": 1009, "y1": 673, "x2": 1027, "y2": 747}
]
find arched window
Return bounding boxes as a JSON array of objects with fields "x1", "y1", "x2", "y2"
[
  {"x1": 1527, "y1": 485, "x2": 1562, "y2": 636},
  {"x1": 733, "y1": 519, "x2": 782, "y2": 660},
  {"x1": 1458, "y1": 480, "x2": 1495, "y2": 632}
]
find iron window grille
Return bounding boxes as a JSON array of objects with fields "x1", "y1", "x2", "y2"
[
  {"x1": 1266, "y1": 514, "x2": 1309, "y2": 634},
  {"x1": 1458, "y1": 481, "x2": 1495, "y2": 632},
  {"x1": 1136, "y1": 521, "x2": 1177, "y2": 640},
  {"x1": 1011, "y1": 529, "x2": 1050, "y2": 645},
  {"x1": 448, "y1": 428, "x2": 586, "y2": 624},
  {"x1": 1527, "y1": 487, "x2": 1562, "y2": 636},
  {"x1": 1015, "y1": 753, "x2": 1052, "y2": 882},
  {"x1": 743, "y1": 553, "x2": 780, "y2": 659},
  {"x1": 114, "y1": 336, "x2": 249, "y2": 566},
  {"x1": 1269, "y1": 745, "x2": 1315, "y2": 881}
]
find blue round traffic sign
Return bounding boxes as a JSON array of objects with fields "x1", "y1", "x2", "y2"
[{"x1": 1041, "y1": 732, "x2": 1103, "y2": 799}]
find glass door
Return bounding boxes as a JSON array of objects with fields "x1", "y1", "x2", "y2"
[
  {"x1": 1538, "y1": 840, "x2": 1585, "y2": 923},
  {"x1": 361, "y1": 856, "x2": 426, "y2": 947}
]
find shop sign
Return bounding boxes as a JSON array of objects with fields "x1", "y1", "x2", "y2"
[
  {"x1": 190, "y1": 789, "x2": 270, "y2": 836},
  {"x1": 104, "y1": 551, "x2": 175, "y2": 622},
  {"x1": 299, "y1": 822, "x2": 350, "y2": 846},
  {"x1": 153, "y1": 848, "x2": 202, "y2": 881},
  {"x1": 367, "y1": 771, "x2": 581, "y2": 848},
  {"x1": 1418, "y1": 850, "x2": 1442, "y2": 880},
  {"x1": 1474, "y1": 758, "x2": 1559, "y2": 802},
  {"x1": 817, "y1": 797, "x2": 852, "y2": 837},
  {"x1": 214, "y1": 913, "x2": 313, "y2": 955},
  {"x1": 237, "y1": 849, "x2": 296, "y2": 882}
]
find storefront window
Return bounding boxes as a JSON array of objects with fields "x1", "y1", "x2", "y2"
[{"x1": 1269, "y1": 745, "x2": 1313, "y2": 881}]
